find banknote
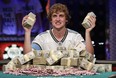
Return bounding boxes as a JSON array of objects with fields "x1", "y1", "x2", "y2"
[
  {"x1": 80, "y1": 58, "x2": 94, "y2": 70},
  {"x1": 23, "y1": 12, "x2": 36, "y2": 28},
  {"x1": 82, "y1": 12, "x2": 96, "y2": 29},
  {"x1": 74, "y1": 42, "x2": 86, "y2": 52},
  {"x1": 33, "y1": 57, "x2": 46, "y2": 65},
  {"x1": 85, "y1": 52, "x2": 94, "y2": 62},
  {"x1": 68, "y1": 50, "x2": 79, "y2": 58},
  {"x1": 94, "y1": 64, "x2": 112, "y2": 73},
  {"x1": 18, "y1": 51, "x2": 36, "y2": 65},
  {"x1": 79, "y1": 50, "x2": 87, "y2": 57}
]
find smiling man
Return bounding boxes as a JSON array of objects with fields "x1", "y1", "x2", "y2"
[{"x1": 22, "y1": 3, "x2": 96, "y2": 55}]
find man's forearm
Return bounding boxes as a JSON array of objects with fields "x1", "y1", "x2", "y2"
[
  {"x1": 24, "y1": 31, "x2": 32, "y2": 54},
  {"x1": 85, "y1": 30, "x2": 94, "y2": 54}
]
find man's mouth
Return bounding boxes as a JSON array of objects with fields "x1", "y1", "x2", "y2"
[{"x1": 55, "y1": 21, "x2": 61, "y2": 25}]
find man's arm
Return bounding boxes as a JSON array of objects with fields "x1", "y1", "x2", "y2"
[
  {"x1": 85, "y1": 30, "x2": 94, "y2": 54},
  {"x1": 85, "y1": 16, "x2": 96, "y2": 54},
  {"x1": 24, "y1": 30, "x2": 32, "y2": 54},
  {"x1": 22, "y1": 15, "x2": 34, "y2": 54}
]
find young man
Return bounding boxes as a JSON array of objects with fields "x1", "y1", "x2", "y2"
[{"x1": 22, "y1": 3, "x2": 96, "y2": 55}]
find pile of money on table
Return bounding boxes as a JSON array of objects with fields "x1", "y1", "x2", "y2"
[{"x1": 3, "y1": 42, "x2": 112, "y2": 76}]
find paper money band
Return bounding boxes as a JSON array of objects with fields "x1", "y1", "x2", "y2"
[
  {"x1": 28, "y1": 16, "x2": 35, "y2": 22},
  {"x1": 67, "y1": 57, "x2": 71, "y2": 66}
]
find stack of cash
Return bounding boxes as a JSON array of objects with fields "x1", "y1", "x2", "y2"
[
  {"x1": 3, "y1": 62, "x2": 16, "y2": 71},
  {"x1": 18, "y1": 50, "x2": 36, "y2": 65},
  {"x1": 33, "y1": 50, "x2": 63, "y2": 65},
  {"x1": 85, "y1": 51, "x2": 95, "y2": 62},
  {"x1": 2, "y1": 56, "x2": 21, "y2": 71},
  {"x1": 91, "y1": 64, "x2": 112, "y2": 73},
  {"x1": 74, "y1": 42, "x2": 86, "y2": 52},
  {"x1": 79, "y1": 50, "x2": 87, "y2": 57},
  {"x1": 80, "y1": 58, "x2": 94, "y2": 70},
  {"x1": 68, "y1": 50, "x2": 79, "y2": 58},
  {"x1": 61, "y1": 57, "x2": 79, "y2": 66},
  {"x1": 23, "y1": 12, "x2": 36, "y2": 29},
  {"x1": 33, "y1": 57, "x2": 46, "y2": 65},
  {"x1": 4, "y1": 48, "x2": 112, "y2": 74},
  {"x1": 82, "y1": 12, "x2": 96, "y2": 29},
  {"x1": 46, "y1": 50, "x2": 63, "y2": 65},
  {"x1": 33, "y1": 50, "x2": 50, "y2": 65}
]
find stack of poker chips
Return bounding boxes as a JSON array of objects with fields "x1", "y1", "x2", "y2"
[
  {"x1": 23, "y1": 12, "x2": 36, "y2": 29},
  {"x1": 82, "y1": 12, "x2": 96, "y2": 29}
]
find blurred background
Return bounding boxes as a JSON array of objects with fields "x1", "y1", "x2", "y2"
[{"x1": 0, "y1": 0, "x2": 116, "y2": 61}]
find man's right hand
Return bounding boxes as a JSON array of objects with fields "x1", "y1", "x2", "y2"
[{"x1": 22, "y1": 15, "x2": 34, "y2": 32}]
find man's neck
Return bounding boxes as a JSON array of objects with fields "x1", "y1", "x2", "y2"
[{"x1": 52, "y1": 27, "x2": 66, "y2": 41}]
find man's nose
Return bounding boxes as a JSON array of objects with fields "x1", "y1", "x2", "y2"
[{"x1": 56, "y1": 16, "x2": 60, "y2": 20}]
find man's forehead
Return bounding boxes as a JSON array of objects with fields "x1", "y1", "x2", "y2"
[{"x1": 52, "y1": 12, "x2": 65, "y2": 15}]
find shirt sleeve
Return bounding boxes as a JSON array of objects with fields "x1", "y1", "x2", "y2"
[
  {"x1": 32, "y1": 34, "x2": 44, "y2": 50},
  {"x1": 32, "y1": 43, "x2": 42, "y2": 50}
]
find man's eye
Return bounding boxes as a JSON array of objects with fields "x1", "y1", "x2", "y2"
[
  {"x1": 52, "y1": 15, "x2": 57, "y2": 17},
  {"x1": 60, "y1": 15, "x2": 65, "y2": 17}
]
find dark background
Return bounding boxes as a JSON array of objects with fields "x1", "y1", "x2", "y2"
[{"x1": 1, "y1": 0, "x2": 115, "y2": 60}]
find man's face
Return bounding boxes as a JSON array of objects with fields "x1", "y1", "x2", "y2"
[{"x1": 51, "y1": 12, "x2": 67, "y2": 29}]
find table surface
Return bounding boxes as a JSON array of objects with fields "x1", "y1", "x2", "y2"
[{"x1": 0, "y1": 71, "x2": 116, "y2": 78}]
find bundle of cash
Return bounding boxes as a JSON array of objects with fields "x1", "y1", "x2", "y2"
[
  {"x1": 85, "y1": 51, "x2": 94, "y2": 62},
  {"x1": 92, "y1": 64, "x2": 112, "y2": 73},
  {"x1": 57, "y1": 42, "x2": 66, "y2": 51},
  {"x1": 82, "y1": 12, "x2": 96, "y2": 29},
  {"x1": 61, "y1": 57, "x2": 79, "y2": 66},
  {"x1": 70, "y1": 58, "x2": 79, "y2": 66},
  {"x1": 61, "y1": 57, "x2": 71, "y2": 66},
  {"x1": 2, "y1": 64, "x2": 16, "y2": 72},
  {"x1": 74, "y1": 42, "x2": 86, "y2": 52},
  {"x1": 33, "y1": 57, "x2": 46, "y2": 65},
  {"x1": 61, "y1": 50, "x2": 69, "y2": 57},
  {"x1": 79, "y1": 50, "x2": 87, "y2": 57},
  {"x1": 2, "y1": 56, "x2": 20, "y2": 71},
  {"x1": 23, "y1": 12, "x2": 36, "y2": 28},
  {"x1": 80, "y1": 58, "x2": 94, "y2": 70},
  {"x1": 18, "y1": 51, "x2": 36, "y2": 65},
  {"x1": 46, "y1": 50, "x2": 63, "y2": 65},
  {"x1": 68, "y1": 50, "x2": 79, "y2": 58},
  {"x1": 41, "y1": 50, "x2": 50, "y2": 58}
]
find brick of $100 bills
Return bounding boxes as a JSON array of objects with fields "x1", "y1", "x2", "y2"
[
  {"x1": 61, "y1": 57, "x2": 79, "y2": 66},
  {"x1": 82, "y1": 12, "x2": 96, "y2": 29},
  {"x1": 18, "y1": 51, "x2": 36, "y2": 65},
  {"x1": 46, "y1": 50, "x2": 63, "y2": 65},
  {"x1": 23, "y1": 12, "x2": 36, "y2": 29}
]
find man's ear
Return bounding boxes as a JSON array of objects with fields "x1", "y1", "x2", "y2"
[{"x1": 66, "y1": 20, "x2": 68, "y2": 22}]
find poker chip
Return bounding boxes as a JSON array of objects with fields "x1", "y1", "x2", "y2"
[{"x1": 3, "y1": 44, "x2": 23, "y2": 59}]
